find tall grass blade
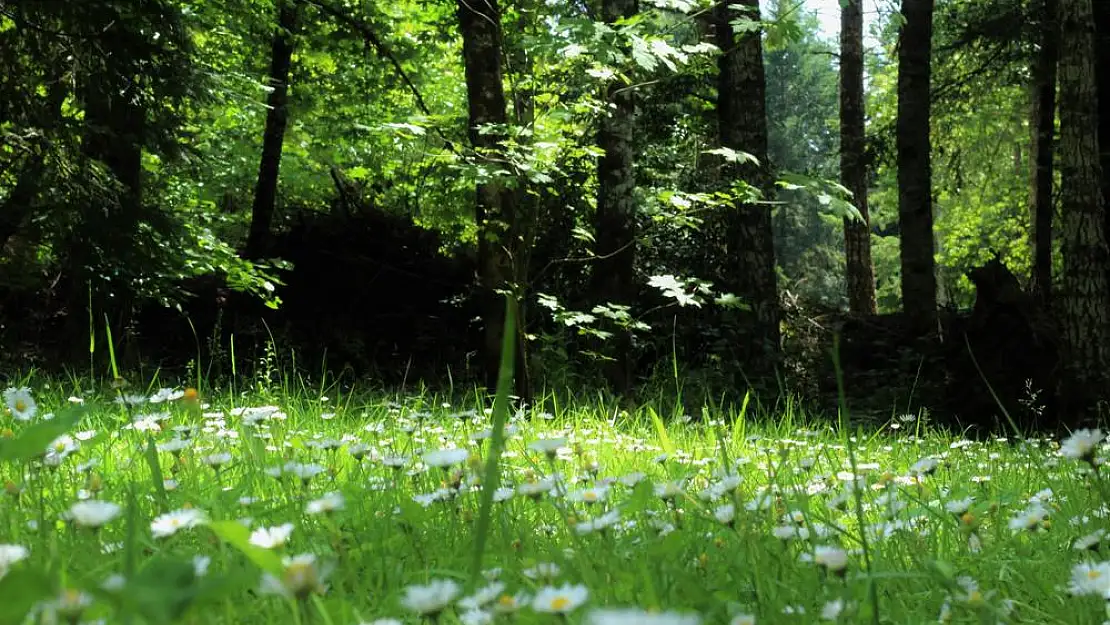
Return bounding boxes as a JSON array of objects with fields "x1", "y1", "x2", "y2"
[{"x1": 470, "y1": 295, "x2": 517, "y2": 582}]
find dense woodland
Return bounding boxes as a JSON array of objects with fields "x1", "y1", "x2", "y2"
[{"x1": 1, "y1": 0, "x2": 1109, "y2": 431}]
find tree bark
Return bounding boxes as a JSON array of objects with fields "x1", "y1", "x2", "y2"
[
  {"x1": 246, "y1": 0, "x2": 299, "y2": 258},
  {"x1": 457, "y1": 0, "x2": 517, "y2": 389},
  {"x1": 1056, "y1": 0, "x2": 1110, "y2": 422},
  {"x1": 714, "y1": 0, "x2": 780, "y2": 362},
  {"x1": 896, "y1": 0, "x2": 938, "y2": 334},
  {"x1": 591, "y1": 0, "x2": 639, "y2": 391},
  {"x1": 839, "y1": 0, "x2": 877, "y2": 315},
  {"x1": 1094, "y1": 0, "x2": 1110, "y2": 240},
  {"x1": 1029, "y1": 0, "x2": 1058, "y2": 305}
]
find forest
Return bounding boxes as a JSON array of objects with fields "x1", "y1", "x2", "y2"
[
  {"x1": 6, "y1": 1, "x2": 1110, "y2": 623},
  {"x1": 3, "y1": 0, "x2": 1109, "y2": 431}
]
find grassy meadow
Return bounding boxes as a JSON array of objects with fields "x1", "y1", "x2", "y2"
[{"x1": 1, "y1": 377, "x2": 1109, "y2": 625}]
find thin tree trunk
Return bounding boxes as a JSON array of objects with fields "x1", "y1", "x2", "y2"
[
  {"x1": 840, "y1": 0, "x2": 877, "y2": 315},
  {"x1": 457, "y1": 0, "x2": 517, "y2": 389},
  {"x1": 591, "y1": 0, "x2": 638, "y2": 392},
  {"x1": 246, "y1": 0, "x2": 299, "y2": 258},
  {"x1": 714, "y1": 0, "x2": 780, "y2": 363},
  {"x1": 1056, "y1": 0, "x2": 1110, "y2": 422},
  {"x1": 1029, "y1": 0, "x2": 1058, "y2": 304},
  {"x1": 896, "y1": 0, "x2": 938, "y2": 335}
]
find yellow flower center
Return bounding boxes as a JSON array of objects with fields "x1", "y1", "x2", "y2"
[
  {"x1": 1089, "y1": 569, "x2": 1102, "y2": 580},
  {"x1": 550, "y1": 597, "x2": 570, "y2": 611},
  {"x1": 14, "y1": 400, "x2": 26, "y2": 413},
  {"x1": 967, "y1": 590, "x2": 982, "y2": 604},
  {"x1": 584, "y1": 491, "x2": 598, "y2": 502},
  {"x1": 960, "y1": 512, "x2": 975, "y2": 525},
  {"x1": 498, "y1": 595, "x2": 516, "y2": 608}
]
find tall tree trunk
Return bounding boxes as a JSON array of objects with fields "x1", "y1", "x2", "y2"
[
  {"x1": 457, "y1": 0, "x2": 517, "y2": 389},
  {"x1": 1056, "y1": 0, "x2": 1110, "y2": 422},
  {"x1": 714, "y1": 0, "x2": 780, "y2": 364},
  {"x1": 1029, "y1": 0, "x2": 1059, "y2": 304},
  {"x1": 246, "y1": 0, "x2": 299, "y2": 258},
  {"x1": 839, "y1": 0, "x2": 877, "y2": 315},
  {"x1": 1094, "y1": 0, "x2": 1110, "y2": 239},
  {"x1": 591, "y1": 0, "x2": 638, "y2": 392},
  {"x1": 896, "y1": 0, "x2": 938, "y2": 335}
]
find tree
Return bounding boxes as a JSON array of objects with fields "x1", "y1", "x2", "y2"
[
  {"x1": 1056, "y1": 0, "x2": 1110, "y2": 420},
  {"x1": 246, "y1": 0, "x2": 301, "y2": 258},
  {"x1": 840, "y1": 0, "x2": 878, "y2": 314},
  {"x1": 1029, "y1": 0, "x2": 1058, "y2": 304},
  {"x1": 896, "y1": 0, "x2": 938, "y2": 333},
  {"x1": 457, "y1": 0, "x2": 518, "y2": 387},
  {"x1": 1094, "y1": 0, "x2": 1110, "y2": 238},
  {"x1": 591, "y1": 0, "x2": 639, "y2": 390},
  {"x1": 714, "y1": 0, "x2": 780, "y2": 363}
]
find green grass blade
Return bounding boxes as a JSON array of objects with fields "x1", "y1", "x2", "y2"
[{"x1": 470, "y1": 294, "x2": 517, "y2": 582}]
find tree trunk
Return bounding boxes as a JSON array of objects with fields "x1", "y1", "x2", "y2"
[
  {"x1": 246, "y1": 0, "x2": 299, "y2": 258},
  {"x1": 1094, "y1": 0, "x2": 1110, "y2": 239},
  {"x1": 1056, "y1": 0, "x2": 1110, "y2": 422},
  {"x1": 714, "y1": 0, "x2": 780, "y2": 363},
  {"x1": 896, "y1": 0, "x2": 938, "y2": 335},
  {"x1": 1029, "y1": 0, "x2": 1059, "y2": 305},
  {"x1": 839, "y1": 0, "x2": 877, "y2": 315},
  {"x1": 591, "y1": 0, "x2": 638, "y2": 391},
  {"x1": 457, "y1": 0, "x2": 517, "y2": 389}
]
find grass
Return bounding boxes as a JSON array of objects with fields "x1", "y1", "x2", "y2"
[{"x1": 0, "y1": 376, "x2": 1107, "y2": 625}]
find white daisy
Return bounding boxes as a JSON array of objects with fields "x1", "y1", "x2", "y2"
[
  {"x1": 587, "y1": 608, "x2": 701, "y2": 625},
  {"x1": 423, "y1": 448, "x2": 470, "y2": 469},
  {"x1": 151, "y1": 508, "x2": 206, "y2": 538},
  {"x1": 259, "y1": 553, "x2": 330, "y2": 599},
  {"x1": 4, "y1": 387, "x2": 37, "y2": 421},
  {"x1": 400, "y1": 579, "x2": 460, "y2": 615},
  {"x1": 67, "y1": 500, "x2": 122, "y2": 528},
  {"x1": 306, "y1": 492, "x2": 345, "y2": 515},
  {"x1": 531, "y1": 583, "x2": 589, "y2": 613},
  {"x1": 1062, "y1": 429, "x2": 1105, "y2": 461},
  {"x1": 1069, "y1": 561, "x2": 1110, "y2": 597},
  {"x1": 250, "y1": 523, "x2": 294, "y2": 549}
]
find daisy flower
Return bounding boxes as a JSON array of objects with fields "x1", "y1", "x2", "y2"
[
  {"x1": 400, "y1": 579, "x2": 460, "y2": 616},
  {"x1": 67, "y1": 500, "x2": 122, "y2": 528},
  {"x1": 1069, "y1": 561, "x2": 1110, "y2": 597},
  {"x1": 306, "y1": 492, "x2": 345, "y2": 515},
  {"x1": 460, "y1": 610, "x2": 493, "y2": 625},
  {"x1": 259, "y1": 553, "x2": 330, "y2": 600},
  {"x1": 529, "y1": 438, "x2": 568, "y2": 458},
  {"x1": 812, "y1": 546, "x2": 849, "y2": 575},
  {"x1": 522, "y1": 562, "x2": 561, "y2": 581},
  {"x1": 1061, "y1": 429, "x2": 1105, "y2": 462},
  {"x1": 250, "y1": 523, "x2": 294, "y2": 549},
  {"x1": 1008, "y1": 504, "x2": 1050, "y2": 533},
  {"x1": 0, "y1": 544, "x2": 29, "y2": 579},
  {"x1": 531, "y1": 583, "x2": 589, "y2": 614},
  {"x1": 151, "y1": 508, "x2": 206, "y2": 538},
  {"x1": 423, "y1": 448, "x2": 470, "y2": 469},
  {"x1": 587, "y1": 608, "x2": 701, "y2": 625},
  {"x1": 4, "y1": 387, "x2": 36, "y2": 421}
]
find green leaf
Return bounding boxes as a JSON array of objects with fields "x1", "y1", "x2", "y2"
[
  {"x1": 0, "y1": 407, "x2": 84, "y2": 463},
  {"x1": 0, "y1": 568, "x2": 53, "y2": 623},
  {"x1": 125, "y1": 556, "x2": 201, "y2": 622},
  {"x1": 207, "y1": 521, "x2": 284, "y2": 577}
]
